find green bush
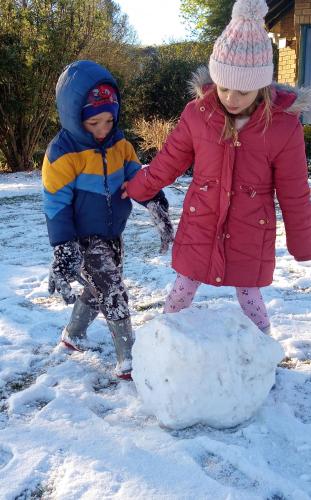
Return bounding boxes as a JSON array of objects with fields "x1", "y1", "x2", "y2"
[{"x1": 122, "y1": 41, "x2": 212, "y2": 127}]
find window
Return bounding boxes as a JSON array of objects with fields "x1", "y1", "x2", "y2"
[{"x1": 299, "y1": 25, "x2": 311, "y2": 124}]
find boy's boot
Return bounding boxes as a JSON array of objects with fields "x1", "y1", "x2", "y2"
[
  {"x1": 61, "y1": 297, "x2": 98, "y2": 351},
  {"x1": 106, "y1": 317, "x2": 134, "y2": 380}
]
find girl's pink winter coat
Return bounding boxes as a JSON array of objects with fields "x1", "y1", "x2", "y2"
[{"x1": 127, "y1": 69, "x2": 311, "y2": 287}]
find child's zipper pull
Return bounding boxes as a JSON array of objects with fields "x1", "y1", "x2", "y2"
[{"x1": 233, "y1": 130, "x2": 241, "y2": 147}]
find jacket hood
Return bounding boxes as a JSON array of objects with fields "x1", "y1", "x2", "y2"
[
  {"x1": 56, "y1": 60, "x2": 121, "y2": 147},
  {"x1": 188, "y1": 65, "x2": 311, "y2": 114}
]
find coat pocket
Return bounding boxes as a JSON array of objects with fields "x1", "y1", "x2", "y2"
[
  {"x1": 227, "y1": 197, "x2": 276, "y2": 260},
  {"x1": 175, "y1": 183, "x2": 219, "y2": 244}
]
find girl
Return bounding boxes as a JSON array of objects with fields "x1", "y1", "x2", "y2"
[{"x1": 122, "y1": 0, "x2": 311, "y2": 334}]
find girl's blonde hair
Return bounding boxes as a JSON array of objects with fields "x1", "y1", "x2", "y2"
[{"x1": 205, "y1": 85, "x2": 272, "y2": 141}]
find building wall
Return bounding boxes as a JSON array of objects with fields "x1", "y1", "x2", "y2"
[
  {"x1": 270, "y1": 1, "x2": 311, "y2": 85},
  {"x1": 271, "y1": 9, "x2": 297, "y2": 84},
  {"x1": 295, "y1": 0, "x2": 311, "y2": 27},
  {"x1": 278, "y1": 46, "x2": 297, "y2": 84}
]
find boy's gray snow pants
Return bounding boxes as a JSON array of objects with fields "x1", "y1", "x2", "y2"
[{"x1": 79, "y1": 235, "x2": 130, "y2": 321}]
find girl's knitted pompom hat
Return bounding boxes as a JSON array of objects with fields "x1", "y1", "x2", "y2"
[{"x1": 209, "y1": 0, "x2": 273, "y2": 91}]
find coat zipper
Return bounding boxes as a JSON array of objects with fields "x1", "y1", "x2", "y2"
[
  {"x1": 102, "y1": 151, "x2": 113, "y2": 226},
  {"x1": 232, "y1": 129, "x2": 241, "y2": 147}
]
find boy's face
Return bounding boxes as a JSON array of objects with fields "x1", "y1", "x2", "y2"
[
  {"x1": 216, "y1": 86, "x2": 259, "y2": 115},
  {"x1": 83, "y1": 111, "x2": 114, "y2": 141}
]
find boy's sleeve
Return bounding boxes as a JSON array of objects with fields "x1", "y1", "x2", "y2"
[
  {"x1": 273, "y1": 121, "x2": 311, "y2": 261},
  {"x1": 42, "y1": 144, "x2": 78, "y2": 246},
  {"x1": 126, "y1": 109, "x2": 194, "y2": 201}
]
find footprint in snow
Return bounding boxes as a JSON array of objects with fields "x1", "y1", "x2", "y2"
[{"x1": 199, "y1": 451, "x2": 259, "y2": 490}]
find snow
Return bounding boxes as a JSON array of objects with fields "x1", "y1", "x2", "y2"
[
  {"x1": 0, "y1": 171, "x2": 310, "y2": 499},
  {"x1": 132, "y1": 305, "x2": 284, "y2": 429}
]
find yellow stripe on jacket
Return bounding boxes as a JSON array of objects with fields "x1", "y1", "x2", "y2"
[{"x1": 43, "y1": 139, "x2": 140, "y2": 194}]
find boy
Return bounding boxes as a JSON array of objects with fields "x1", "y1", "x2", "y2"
[{"x1": 42, "y1": 60, "x2": 173, "y2": 379}]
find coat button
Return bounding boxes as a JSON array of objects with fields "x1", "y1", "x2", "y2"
[
  {"x1": 215, "y1": 277, "x2": 222, "y2": 283},
  {"x1": 259, "y1": 219, "x2": 266, "y2": 225},
  {"x1": 200, "y1": 106, "x2": 205, "y2": 112},
  {"x1": 225, "y1": 233, "x2": 230, "y2": 238},
  {"x1": 189, "y1": 206, "x2": 196, "y2": 212}
]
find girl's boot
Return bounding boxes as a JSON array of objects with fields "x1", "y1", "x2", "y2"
[
  {"x1": 106, "y1": 317, "x2": 134, "y2": 380},
  {"x1": 61, "y1": 297, "x2": 98, "y2": 351}
]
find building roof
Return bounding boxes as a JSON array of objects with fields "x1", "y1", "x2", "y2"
[{"x1": 266, "y1": 0, "x2": 295, "y2": 29}]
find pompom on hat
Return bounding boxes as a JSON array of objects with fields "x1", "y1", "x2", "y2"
[
  {"x1": 82, "y1": 83, "x2": 119, "y2": 122},
  {"x1": 209, "y1": 0, "x2": 273, "y2": 91}
]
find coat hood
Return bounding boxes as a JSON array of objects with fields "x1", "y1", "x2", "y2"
[
  {"x1": 56, "y1": 60, "x2": 121, "y2": 147},
  {"x1": 188, "y1": 65, "x2": 311, "y2": 114}
]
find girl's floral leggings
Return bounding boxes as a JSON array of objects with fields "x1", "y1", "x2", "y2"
[{"x1": 164, "y1": 273, "x2": 270, "y2": 332}]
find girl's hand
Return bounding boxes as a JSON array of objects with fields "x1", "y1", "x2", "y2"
[{"x1": 121, "y1": 181, "x2": 129, "y2": 199}]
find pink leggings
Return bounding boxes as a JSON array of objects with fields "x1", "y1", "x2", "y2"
[{"x1": 164, "y1": 273, "x2": 270, "y2": 331}]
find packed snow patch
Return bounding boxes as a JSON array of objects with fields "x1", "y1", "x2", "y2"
[{"x1": 132, "y1": 304, "x2": 284, "y2": 430}]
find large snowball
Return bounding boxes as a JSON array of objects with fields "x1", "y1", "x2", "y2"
[{"x1": 132, "y1": 304, "x2": 283, "y2": 430}]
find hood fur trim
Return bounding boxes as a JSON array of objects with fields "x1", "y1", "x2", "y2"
[
  {"x1": 188, "y1": 66, "x2": 212, "y2": 100},
  {"x1": 276, "y1": 83, "x2": 311, "y2": 113},
  {"x1": 188, "y1": 65, "x2": 311, "y2": 113}
]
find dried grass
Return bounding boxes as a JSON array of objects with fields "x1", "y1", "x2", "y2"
[{"x1": 132, "y1": 117, "x2": 176, "y2": 152}]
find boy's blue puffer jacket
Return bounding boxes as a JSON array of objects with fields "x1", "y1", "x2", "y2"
[{"x1": 42, "y1": 60, "x2": 147, "y2": 246}]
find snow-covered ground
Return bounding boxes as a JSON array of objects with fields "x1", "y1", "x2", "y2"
[{"x1": 0, "y1": 171, "x2": 310, "y2": 500}]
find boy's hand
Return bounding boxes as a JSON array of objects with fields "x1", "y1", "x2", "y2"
[
  {"x1": 147, "y1": 197, "x2": 174, "y2": 254},
  {"x1": 48, "y1": 241, "x2": 82, "y2": 304},
  {"x1": 121, "y1": 181, "x2": 129, "y2": 199}
]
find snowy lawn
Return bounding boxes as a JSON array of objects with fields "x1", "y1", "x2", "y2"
[{"x1": 0, "y1": 171, "x2": 310, "y2": 500}]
